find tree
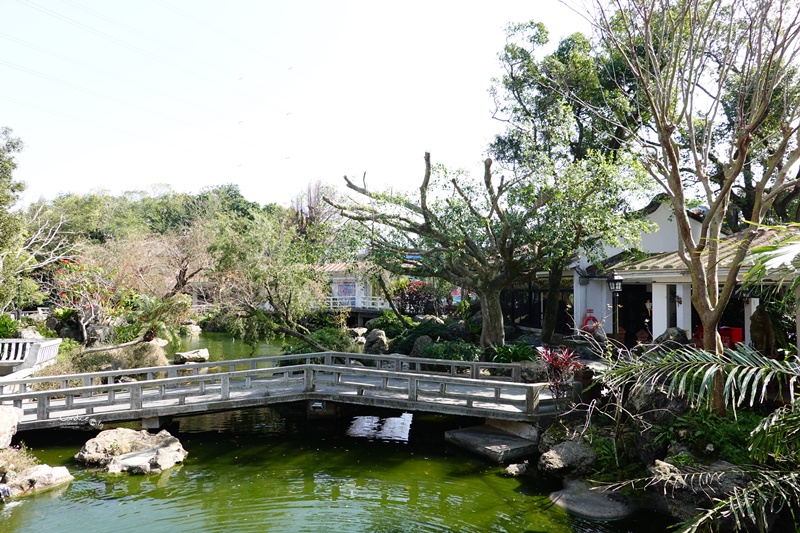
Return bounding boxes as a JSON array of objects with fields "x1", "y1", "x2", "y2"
[
  {"x1": 491, "y1": 22, "x2": 653, "y2": 343},
  {"x1": 210, "y1": 209, "x2": 332, "y2": 351},
  {"x1": 0, "y1": 129, "x2": 75, "y2": 312},
  {"x1": 589, "y1": 0, "x2": 800, "y2": 411},
  {"x1": 328, "y1": 152, "x2": 553, "y2": 350}
]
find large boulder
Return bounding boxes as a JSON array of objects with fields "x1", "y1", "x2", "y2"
[
  {"x1": 75, "y1": 428, "x2": 187, "y2": 474},
  {"x1": 15, "y1": 327, "x2": 44, "y2": 340},
  {"x1": 0, "y1": 406, "x2": 23, "y2": 449},
  {"x1": 654, "y1": 327, "x2": 691, "y2": 347},
  {"x1": 86, "y1": 324, "x2": 115, "y2": 345},
  {"x1": 173, "y1": 348, "x2": 210, "y2": 364},
  {"x1": 364, "y1": 329, "x2": 390, "y2": 355},
  {"x1": 410, "y1": 335, "x2": 433, "y2": 357},
  {"x1": 4, "y1": 464, "x2": 73, "y2": 497},
  {"x1": 538, "y1": 440, "x2": 596, "y2": 477},
  {"x1": 549, "y1": 479, "x2": 635, "y2": 521},
  {"x1": 649, "y1": 459, "x2": 755, "y2": 530}
]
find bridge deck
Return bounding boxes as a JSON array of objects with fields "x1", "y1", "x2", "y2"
[{"x1": 0, "y1": 352, "x2": 556, "y2": 430}]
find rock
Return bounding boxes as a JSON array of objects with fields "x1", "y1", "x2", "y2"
[
  {"x1": 45, "y1": 316, "x2": 60, "y2": 332},
  {"x1": 654, "y1": 327, "x2": 691, "y2": 347},
  {"x1": 504, "y1": 463, "x2": 528, "y2": 477},
  {"x1": 538, "y1": 440, "x2": 596, "y2": 477},
  {"x1": 364, "y1": 329, "x2": 390, "y2": 354},
  {"x1": 520, "y1": 359, "x2": 548, "y2": 383},
  {"x1": 410, "y1": 335, "x2": 433, "y2": 357},
  {"x1": 364, "y1": 317, "x2": 381, "y2": 331},
  {"x1": 182, "y1": 323, "x2": 202, "y2": 335},
  {"x1": 174, "y1": 348, "x2": 210, "y2": 364},
  {"x1": 86, "y1": 324, "x2": 114, "y2": 345},
  {"x1": 353, "y1": 336, "x2": 366, "y2": 345},
  {"x1": 5, "y1": 464, "x2": 73, "y2": 497},
  {"x1": 348, "y1": 327, "x2": 367, "y2": 338},
  {"x1": 446, "y1": 320, "x2": 471, "y2": 341},
  {"x1": 75, "y1": 428, "x2": 187, "y2": 474},
  {"x1": 550, "y1": 479, "x2": 635, "y2": 521},
  {"x1": 625, "y1": 384, "x2": 690, "y2": 464},
  {"x1": 15, "y1": 327, "x2": 44, "y2": 340},
  {"x1": 0, "y1": 406, "x2": 23, "y2": 449},
  {"x1": 150, "y1": 338, "x2": 169, "y2": 348},
  {"x1": 57, "y1": 322, "x2": 81, "y2": 341},
  {"x1": 649, "y1": 459, "x2": 755, "y2": 530},
  {"x1": 413, "y1": 315, "x2": 445, "y2": 325}
]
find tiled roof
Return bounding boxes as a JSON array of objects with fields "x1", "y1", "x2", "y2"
[{"x1": 607, "y1": 228, "x2": 791, "y2": 279}]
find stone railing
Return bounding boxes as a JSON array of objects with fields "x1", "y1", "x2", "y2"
[{"x1": 0, "y1": 339, "x2": 62, "y2": 377}]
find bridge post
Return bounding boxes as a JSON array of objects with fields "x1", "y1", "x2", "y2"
[
  {"x1": 130, "y1": 385, "x2": 143, "y2": 410},
  {"x1": 221, "y1": 375, "x2": 230, "y2": 400},
  {"x1": 304, "y1": 368, "x2": 315, "y2": 392},
  {"x1": 36, "y1": 395, "x2": 49, "y2": 420},
  {"x1": 408, "y1": 377, "x2": 417, "y2": 401},
  {"x1": 525, "y1": 387, "x2": 539, "y2": 415}
]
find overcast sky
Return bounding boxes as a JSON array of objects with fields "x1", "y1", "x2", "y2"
[{"x1": 2, "y1": 0, "x2": 591, "y2": 208}]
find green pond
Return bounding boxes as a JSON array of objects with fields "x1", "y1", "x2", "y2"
[{"x1": 2, "y1": 334, "x2": 671, "y2": 533}]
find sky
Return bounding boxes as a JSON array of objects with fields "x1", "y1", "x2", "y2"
[{"x1": 1, "y1": 0, "x2": 592, "y2": 208}]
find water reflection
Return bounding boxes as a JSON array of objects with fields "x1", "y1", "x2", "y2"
[{"x1": 346, "y1": 413, "x2": 413, "y2": 442}]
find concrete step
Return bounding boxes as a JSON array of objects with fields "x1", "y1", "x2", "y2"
[{"x1": 444, "y1": 423, "x2": 538, "y2": 463}]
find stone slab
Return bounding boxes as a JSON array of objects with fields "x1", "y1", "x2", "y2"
[{"x1": 444, "y1": 424, "x2": 538, "y2": 463}]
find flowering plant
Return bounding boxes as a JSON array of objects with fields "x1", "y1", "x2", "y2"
[{"x1": 540, "y1": 347, "x2": 584, "y2": 409}]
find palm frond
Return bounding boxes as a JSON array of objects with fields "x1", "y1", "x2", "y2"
[
  {"x1": 678, "y1": 468, "x2": 800, "y2": 533},
  {"x1": 602, "y1": 345, "x2": 800, "y2": 411}
]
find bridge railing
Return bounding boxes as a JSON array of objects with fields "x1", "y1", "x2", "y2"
[
  {"x1": 0, "y1": 363, "x2": 548, "y2": 425},
  {"x1": 0, "y1": 352, "x2": 524, "y2": 394}
]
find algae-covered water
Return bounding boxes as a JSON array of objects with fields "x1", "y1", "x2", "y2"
[{"x1": 1, "y1": 334, "x2": 671, "y2": 533}]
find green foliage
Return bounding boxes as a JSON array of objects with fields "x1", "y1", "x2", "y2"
[
  {"x1": 300, "y1": 310, "x2": 349, "y2": 331},
  {"x1": 391, "y1": 320, "x2": 455, "y2": 355},
  {"x1": 652, "y1": 409, "x2": 762, "y2": 465},
  {"x1": 421, "y1": 340, "x2": 482, "y2": 362},
  {"x1": 282, "y1": 327, "x2": 353, "y2": 355},
  {"x1": 57, "y1": 337, "x2": 82, "y2": 357},
  {"x1": 0, "y1": 314, "x2": 19, "y2": 338},
  {"x1": 368, "y1": 310, "x2": 412, "y2": 339},
  {"x1": 490, "y1": 343, "x2": 538, "y2": 363}
]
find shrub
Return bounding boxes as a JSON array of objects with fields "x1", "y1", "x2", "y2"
[
  {"x1": 0, "y1": 442, "x2": 39, "y2": 477},
  {"x1": 368, "y1": 310, "x2": 412, "y2": 339},
  {"x1": 421, "y1": 341, "x2": 482, "y2": 361},
  {"x1": 491, "y1": 343, "x2": 538, "y2": 363},
  {"x1": 391, "y1": 320, "x2": 455, "y2": 355},
  {"x1": 0, "y1": 314, "x2": 19, "y2": 338}
]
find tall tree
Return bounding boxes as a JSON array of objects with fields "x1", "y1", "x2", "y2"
[
  {"x1": 491, "y1": 22, "x2": 652, "y2": 343},
  {"x1": 589, "y1": 0, "x2": 800, "y2": 410},
  {"x1": 328, "y1": 152, "x2": 552, "y2": 350}
]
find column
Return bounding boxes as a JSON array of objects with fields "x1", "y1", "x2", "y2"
[
  {"x1": 651, "y1": 283, "x2": 669, "y2": 338},
  {"x1": 675, "y1": 283, "x2": 693, "y2": 334}
]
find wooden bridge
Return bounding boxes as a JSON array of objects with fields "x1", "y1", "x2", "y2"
[{"x1": 0, "y1": 352, "x2": 560, "y2": 431}]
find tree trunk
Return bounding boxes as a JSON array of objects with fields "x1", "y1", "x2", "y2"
[
  {"x1": 376, "y1": 274, "x2": 410, "y2": 329},
  {"x1": 477, "y1": 288, "x2": 505, "y2": 353},
  {"x1": 700, "y1": 313, "x2": 727, "y2": 416},
  {"x1": 541, "y1": 263, "x2": 564, "y2": 345}
]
